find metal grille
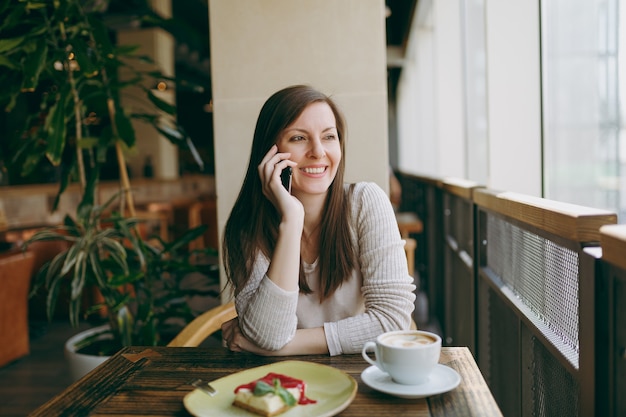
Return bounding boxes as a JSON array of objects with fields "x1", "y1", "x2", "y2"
[
  {"x1": 531, "y1": 335, "x2": 580, "y2": 417},
  {"x1": 484, "y1": 286, "x2": 520, "y2": 417},
  {"x1": 486, "y1": 215, "x2": 580, "y2": 367},
  {"x1": 616, "y1": 274, "x2": 626, "y2": 417}
]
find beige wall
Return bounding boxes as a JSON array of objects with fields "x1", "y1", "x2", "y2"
[{"x1": 209, "y1": 0, "x2": 390, "y2": 290}]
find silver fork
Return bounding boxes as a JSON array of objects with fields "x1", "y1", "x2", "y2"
[{"x1": 190, "y1": 378, "x2": 218, "y2": 396}]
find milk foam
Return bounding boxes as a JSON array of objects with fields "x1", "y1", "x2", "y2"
[{"x1": 382, "y1": 333, "x2": 435, "y2": 347}]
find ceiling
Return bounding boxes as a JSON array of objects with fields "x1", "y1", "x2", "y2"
[{"x1": 107, "y1": 0, "x2": 417, "y2": 98}]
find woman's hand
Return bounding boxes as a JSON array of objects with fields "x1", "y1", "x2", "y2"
[
  {"x1": 257, "y1": 145, "x2": 304, "y2": 292},
  {"x1": 258, "y1": 145, "x2": 302, "y2": 218},
  {"x1": 221, "y1": 317, "x2": 278, "y2": 354},
  {"x1": 221, "y1": 317, "x2": 247, "y2": 352}
]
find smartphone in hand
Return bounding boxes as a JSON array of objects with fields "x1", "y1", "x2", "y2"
[{"x1": 280, "y1": 166, "x2": 292, "y2": 193}]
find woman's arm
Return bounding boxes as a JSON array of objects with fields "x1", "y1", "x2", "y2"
[
  {"x1": 222, "y1": 318, "x2": 329, "y2": 355},
  {"x1": 231, "y1": 145, "x2": 305, "y2": 351},
  {"x1": 324, "y1": 182, "x2": 417, "y2": 355},
  {"x1": 258, "y1": 144, "x2": 304, "y2": 292}
]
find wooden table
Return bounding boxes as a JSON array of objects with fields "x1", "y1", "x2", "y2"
[{"x1": 31, "y1": 346, "x2": 502, "y2": 416}]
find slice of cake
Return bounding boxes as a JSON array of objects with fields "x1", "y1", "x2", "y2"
[{"x1": 233, "y1": 372, "x2": 316, "y2": 417}]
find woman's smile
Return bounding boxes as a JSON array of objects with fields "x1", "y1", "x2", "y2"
[{"x1": 300, "y1": 165, "x2": 327, "y2": 175}]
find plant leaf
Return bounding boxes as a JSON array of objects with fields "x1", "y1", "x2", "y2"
[
  {"x1": 72, "y1": 37, "x2": 99, "y2": 77},
  {"x1": 114, "y1": 110, "x2": 136, "y2": 147},
  {"x1": 89, "y1": 251, "x2": 108, "y2": 289},
  {"x1": 70, "y1": 251, "x2": 87, "y2": 300},
  {"x1": 60, "y1": 243, "x2": 80, "y2": 276},
  {"x1": 0, "y1": 37, "x2": 24, "y2": 54},
  {"x1": 87, "y1": 14, "x2": 114, "y2": 57},
  {"x1": 44, "y1": 87, "x2": 70, "y2": 166},
  {"x1": 46, "y1": 274, "x2": 62, "y2": 322},
  {"x1": 108, "y1": 271, "x2": 143, "y2": 287},
  {"x1": 146, "y1": 89, "x2": 176, "y2": 115},
  {"x1": 44, "y1": 251, "x2": 69, "y2": 289},
  {"x1": 0, "y1": 54, "x2": 18, "y2": 70},
  {"x1": 99, "y1": 237, "x2": 129, "y2": 275},
  {"x1": 253, "y1": 381, "x2": 274, "y2": 397},
  {"x1": 68, "y1": 289, "x2": 83, "y2": 328},
  {"x1": 117, "y1": 306, "x2": 134, "y2": 347},
  {"x1": 21, "y1": 41, "x2": 48, "y2": 91},
  {"x1": 277, "y1": 386, "x2": 296, "y2": 407}
]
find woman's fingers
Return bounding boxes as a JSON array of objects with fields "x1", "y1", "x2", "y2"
[
  {"x1": 223, "y1": 318, "x2": 255, "y2": 352},
  {"x1": 221, "y1": 317, "x2": 282, "y2": 355},
  {"x1": 221, "y1": 318, "x2": 238, "y2": 350},
  {"x1": 258, "y1": 145, "x2": 294, "y2": 202}
]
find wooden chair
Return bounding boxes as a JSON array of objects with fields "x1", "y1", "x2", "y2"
[
  {"x1": 396, "y1": 211, "x2": 423, "y2": 239},
  {"x1": 187, "y1": 198, "x2": 219, "y2": 252},
  {"x1": 397, "y1": 212, "x2": 420, "y2": 278},
  {"x1": 167, "y1": 301, "x2": 237, "y2": 347},
  {"x1": 404, "y1": 237, "x2": 417, "y2": 278}
]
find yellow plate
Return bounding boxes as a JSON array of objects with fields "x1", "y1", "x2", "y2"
[{"x1": 184, "y1": 360, "x2": 357, "y2": 417}]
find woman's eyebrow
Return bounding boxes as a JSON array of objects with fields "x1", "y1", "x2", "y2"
[{"x1": 284, "y1": 126, "x2": 337, "y2": 134}]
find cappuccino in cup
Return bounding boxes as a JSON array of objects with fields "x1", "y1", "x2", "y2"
[
  {"x1": 362, "y1": 330, "x2": 441, "y2": 385},
  {"x1": 380, "y1": 332, "x2": 437, "y2": 348}
]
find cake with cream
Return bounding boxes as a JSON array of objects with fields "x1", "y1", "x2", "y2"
[{"x1": 233, "y1": 372, "x2": 316, "y2": 417}]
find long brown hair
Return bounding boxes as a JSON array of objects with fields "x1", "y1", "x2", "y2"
[{"x1": 222, "y1": 85, "x2": 357, "y2": 300}]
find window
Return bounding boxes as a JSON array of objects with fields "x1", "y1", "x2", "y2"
[
  {"x1": 461, "y1": 0, "x2": 488, "y2": 184},
  {"x1": 541, "y1": 0, "x2": 625, "y2": 220}
]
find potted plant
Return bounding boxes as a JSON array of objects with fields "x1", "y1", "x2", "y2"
[
  {"x1": 0, "y1": 0, "x2": 215, "y2": 377},
  {"x1": 27, "y1": 192, "x2": 216, "y2": 379}
]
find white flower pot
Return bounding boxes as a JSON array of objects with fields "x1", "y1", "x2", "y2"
[{"x1": 64, "y1": 324, "x2": 112, "y2": 381}]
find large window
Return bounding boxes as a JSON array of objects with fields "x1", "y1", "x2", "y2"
[
  {"x1": 461, "y1": 0, "x2": 488, "y2": 185},
  {"x1": 541, "y1": 0, "x2": 625, "y2": 219},
  {"x1": 396, "y1": 0, "x2": 625, "y2": 221}
]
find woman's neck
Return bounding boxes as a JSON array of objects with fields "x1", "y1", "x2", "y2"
[
  {"x1": 295, "y1": 192, "x2": 325, "y2": 233},
  {"x1": 297, "y1": 192, "x2": 326, "y2": 263}
]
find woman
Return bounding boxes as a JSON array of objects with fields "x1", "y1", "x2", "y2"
[{"x1": 221, "y1": 85, "x2": 415, "y2": 356}]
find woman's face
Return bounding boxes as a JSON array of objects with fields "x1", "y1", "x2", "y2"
[{"x1": 276, "y1": 102, "x2": 342, "y2": 198}]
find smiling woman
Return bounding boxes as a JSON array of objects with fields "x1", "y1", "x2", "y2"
[{"x1": 220, "y1": 85, "x2": 416, "y2": 357}]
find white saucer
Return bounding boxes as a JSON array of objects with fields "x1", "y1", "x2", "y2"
[{"x1": 361, "y1": 364, "x2": 461, "y2": 399}]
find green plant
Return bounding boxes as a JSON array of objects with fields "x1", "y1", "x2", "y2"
[
  {"x1": 0, "y1": 0, "x2": 203, "y2": 211},
  {"x1": 27, "y1": 192, "x2": 218, "y2": 353},
  {"x1": 0, "y1": 0, "x2": 214, "y2": 353}
]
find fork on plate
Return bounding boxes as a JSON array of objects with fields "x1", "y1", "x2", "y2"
[{"x1": 189, "y1": 378, "x2": 217, "y2": 396}]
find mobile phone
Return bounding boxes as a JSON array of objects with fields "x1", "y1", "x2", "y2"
[{"x1": 280, "y1": 166, "x2": 292, "y2": 193}]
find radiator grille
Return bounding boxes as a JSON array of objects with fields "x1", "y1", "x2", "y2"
[
  {"x1": 531, "y1": 336, "x2": 580, "y2": 417},
  {"x1": 486, "y1": 215, "x2": 580, "y2": 365}
]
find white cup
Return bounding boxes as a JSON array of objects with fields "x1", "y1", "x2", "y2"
[{"x1": 361, "y1": 330, "x2": 442, "y2": 385}]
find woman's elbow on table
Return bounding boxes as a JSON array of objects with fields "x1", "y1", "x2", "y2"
[{"x1": 239, "y1": 317, "x2": 296, "y2": 351}]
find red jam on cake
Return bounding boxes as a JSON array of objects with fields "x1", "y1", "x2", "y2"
[{"x1": 233, "y1": 372, "x2": 316, "y2": 417}]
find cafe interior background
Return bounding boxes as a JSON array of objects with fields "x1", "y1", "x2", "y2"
[{"x1": 1, "y1": 0, "x2": 625, "y2": 415}]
